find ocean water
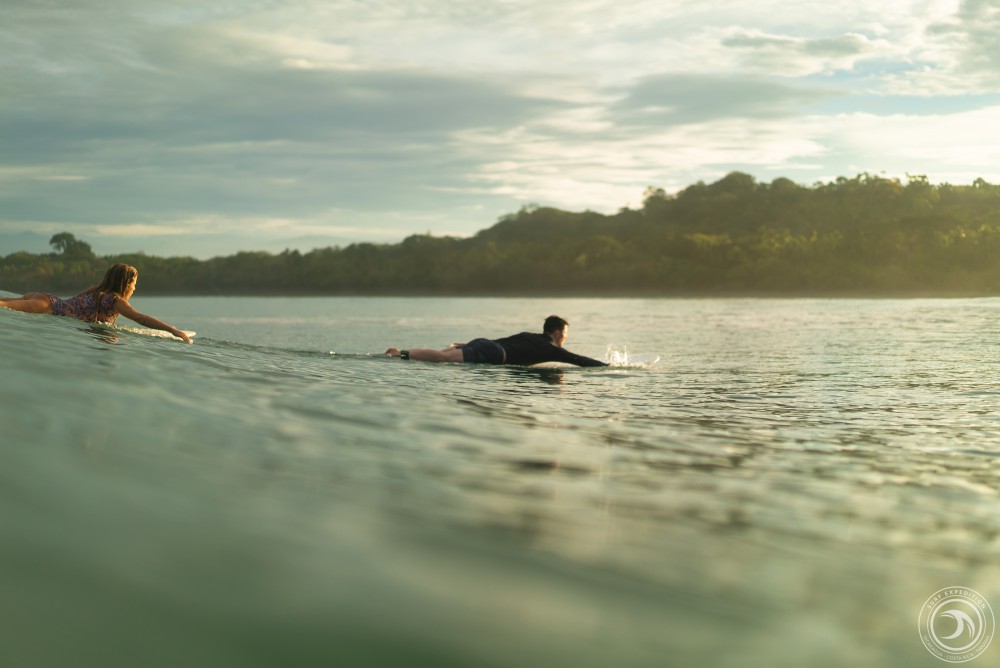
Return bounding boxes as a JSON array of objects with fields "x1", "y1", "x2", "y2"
[{"x1": 3, "y1": 295, "x2": 1000, "y2": 667}]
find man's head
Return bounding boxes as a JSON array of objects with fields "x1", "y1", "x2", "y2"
[{"x1": 543, "y1": 315, "x2": 569, "y2": 347}]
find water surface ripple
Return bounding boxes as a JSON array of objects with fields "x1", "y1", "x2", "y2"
[{"x1": 3, "y1": 296, "x2": 1000, "y2": 667}]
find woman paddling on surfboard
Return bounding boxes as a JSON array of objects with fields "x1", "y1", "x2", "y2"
[
  {"x1": 385, "y1": 315, "x2": 606, "y2": 367},
  {"x1": 0, "y1": 263, "x2": 192, "y2": 343}
]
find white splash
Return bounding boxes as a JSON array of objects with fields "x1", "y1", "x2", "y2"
[{"x1": 605, "y1": 346, "x2": 660, "y2": 367}]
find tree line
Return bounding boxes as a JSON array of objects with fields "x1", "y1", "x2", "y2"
[{"x1": 5, "y1": 172, "x2": 1000, "y2": 296}]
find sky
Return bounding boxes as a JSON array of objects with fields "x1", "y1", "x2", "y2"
[{"x1": 4, "y1": 0, "x2": 1000, "y2": 258}]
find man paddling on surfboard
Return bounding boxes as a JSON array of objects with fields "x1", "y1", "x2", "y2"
[{"x1": 385, "y1": 315, "x2": 607, "y2": 367}]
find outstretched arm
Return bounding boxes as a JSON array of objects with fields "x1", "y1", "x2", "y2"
[
  {"x1": 554, "y1": 347, "x2": 607, "y2": 367},
  {"x1": 115, "y1": 299, "x2": 192, "y2": 343}
]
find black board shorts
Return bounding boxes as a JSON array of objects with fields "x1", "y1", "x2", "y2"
[{"x1": 460, "y1": 338, "x2": 506, "y2": 364}]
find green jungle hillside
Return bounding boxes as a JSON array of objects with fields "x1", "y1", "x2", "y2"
[{"x1": 5, "y1": 172, "x2": 1000, "y2": 296}]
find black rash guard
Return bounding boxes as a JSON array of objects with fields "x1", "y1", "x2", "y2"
[{"x1": 493, "y1": 332, "x2": 607, "y2": 367}]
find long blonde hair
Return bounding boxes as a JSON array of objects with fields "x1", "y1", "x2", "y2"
[
  {"x1": 87, "y1": 264, "x2": 137, "y2": 298},
  {"x1": 83, "y1": 263, "x2": 137, "y2": 323}
]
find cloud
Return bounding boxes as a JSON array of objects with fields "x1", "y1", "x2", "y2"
[
  {"x1": 920, "y1": 0, "x2": 1000, "y2": 90},
  {"x1": 0, "y1": 8, "x2": 568, "y2": 233},
  {"x1": 830, "y1": 105, "x2": 1000, "y2": 177},
  {"x1": 455, "y1": 114, "x2": 830, "y2": 212},
  {"x1": 721, "y1": 30, "x2": 888, "y2": 75},
  {"x1": 1, "y1": 0, "x2": 999, "y2": 258},
  {"x1": 612, "y1": 74, "x2": 842, "y2": 126}
]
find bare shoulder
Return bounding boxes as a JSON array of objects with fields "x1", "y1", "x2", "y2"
[{"x1": 114, "y1": 297, "x2": 138, "y2": 314}]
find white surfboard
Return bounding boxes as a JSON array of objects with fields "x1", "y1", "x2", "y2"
[
  {"x1": 116, "y1": 326, "x2": 196, "y2": 340},
  {"x1": 529, "y1": 352, "x2": 659, "y2": 368}
]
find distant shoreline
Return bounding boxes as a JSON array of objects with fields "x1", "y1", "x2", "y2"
[
  {"x1": 126, "y1": 289, "x2": 1000, "y2": 299},
  {"x1": 8, "y1": 286, "x2": 999, "y2": 300},
  {"x1": 9, "y1": 172, "x2": 1000, "y2": 298}
]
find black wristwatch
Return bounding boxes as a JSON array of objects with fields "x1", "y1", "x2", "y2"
[{"x1": 400, "y1": 350, "x2": 410, "y2": 360}]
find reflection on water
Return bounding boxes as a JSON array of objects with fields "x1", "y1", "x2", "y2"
[{"x1": 3, "y1": 297, "x2": 1000, "y2": 667}]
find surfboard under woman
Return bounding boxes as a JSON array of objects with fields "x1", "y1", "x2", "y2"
[{"x1": 0, "y1": 263, "x2": 192, "y2": 343}]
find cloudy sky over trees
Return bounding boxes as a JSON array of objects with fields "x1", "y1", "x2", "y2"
[{"x1": 3, "y1": 0, "x2": 999, "y2": 257}]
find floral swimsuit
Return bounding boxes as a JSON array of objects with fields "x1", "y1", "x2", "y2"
[{"x1": 45, "y1": 292, "x2": 120, "y2": 324}]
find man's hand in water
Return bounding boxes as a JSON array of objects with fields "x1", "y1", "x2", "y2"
[{"x1": 384, "y1": 348, "x2": 401, "y2": 357}]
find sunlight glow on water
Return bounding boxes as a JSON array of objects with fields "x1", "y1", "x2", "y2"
[{"x1": 4, "y1": 296, "x2": 1000, "y2": 667}]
